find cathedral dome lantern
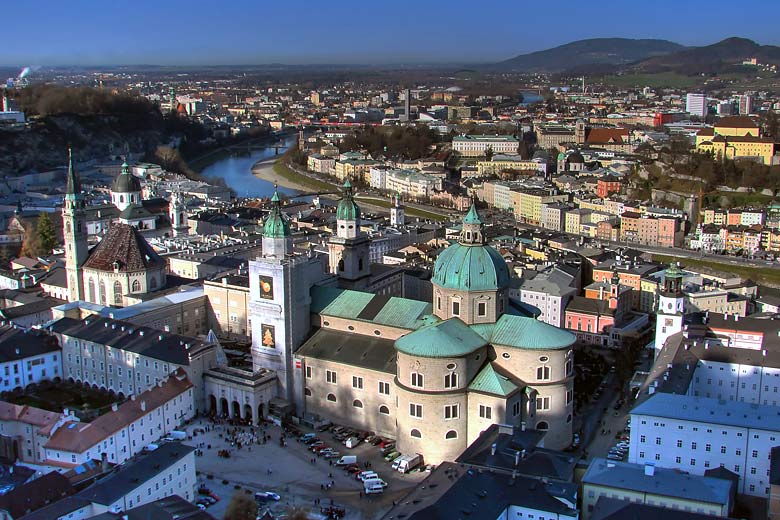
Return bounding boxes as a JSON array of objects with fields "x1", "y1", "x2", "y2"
[
  {"x1": 112, "y1": 162, "x2": 142, "y2": 211},
  {"x1": 431, "y1": 202, "x2": 510, "y2": 324},
  {"x1": 336, "y1": 179, "x2": 361, "y2": 224},
  {"x1": 262, "y1": 185, "x2": 293, "y2": 258}
]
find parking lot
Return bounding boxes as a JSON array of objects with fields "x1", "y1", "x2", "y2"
[{"x1": 179, "y1": 418, "x2": 427, "y2": 519}]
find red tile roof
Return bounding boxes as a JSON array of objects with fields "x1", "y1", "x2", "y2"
[
  {"x1": 715, "y1": 116, "x2": 759, "y2": 129},
  {"x1": 83, "y1": 223, "x2": 164, "y2": 272},
  {"x1": 585, "y1": 128, "x2": 629, "y2": 145}
]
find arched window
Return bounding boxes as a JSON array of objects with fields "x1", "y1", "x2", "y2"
[
  {"x1": 66, "y1": 222, "x2": 71, "y2": 233},
  {"x1": 379, "y1": 405, "x2": 390, "y2": 415},
  {"x1": 99, "y1": 281, "x2": 107, "y2": 305},
  {"x1": 358, "y1": 258, "x2": 363, "y2": 271},
  {"x1": 352, "y1": 399, "x2": 363, "y2": 408},
  {"x1": 304, "y1": 388, "x2": 312, "y2": 397},
  {"x1": 131, "y1": 280, "x2": 141, "y2": 292},
  {"x1": 119, "y1": 195, "x2": 124, "y2": 203},
  {"x1": 113, "y1": 281, "x2": 122, "y2": 305},
  {"x1": 179, "y1": 212, "x2": 184, "y2": 222},
  {"x1": 149, "y1": 277, "x2": 158, "y2": 289},
  {"x1": 326, "y1": 393, "x2": 336, "y2": 402},
  {"x1": 445, "y1": 430, "x2": 458, "y2": 439},
  {"x1": 410, "y1": 429, "x2": 422, "y2": 438},
  {"x1": 88, "y1": 278, "x2": 96, "y2": 303},
  {"x1": 536, "y1": 366, "x2": 551, "y2": 381},
  {"x1": 338, "y1": 259, "x2": 344, "y2": 272},
  {"x1": 536, "y1": 421, "x2": 549, "y2": 431}
]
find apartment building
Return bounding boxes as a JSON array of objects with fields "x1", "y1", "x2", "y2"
[
  {"x1": 629, "y1": 392, "x2": 779, "y2": 497},
  {"x1": 49, "y1": 316, "x2": 215, "y2": 408},
  {"x1": 44, "y1": 371, "x2": 194, "y2": 467},
  {"x1": 204, "y1": 275, "x2": 251, "y2": 340},
  {"x1": 452, "y1": 135, "x2": 519, "y2": 157},
  {"x1": 0, "y1": 325, "x2": 61, "y2": 391},
  {"x1": 476, "y1": 155, "x2": 546, "y2": 176},
  {"x1": 582, "y1": 458, "x2": 733, "y2": 520}
]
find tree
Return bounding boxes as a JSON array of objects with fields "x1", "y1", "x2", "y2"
[
  {"x1": 517, "y1": 141, "x2": 530, "y2": 159},
  {"x1": 36, "y1": 212, "x2": 57, "y2": 256},
  {"x1": 223, "y1": 492, "x2": 257, "y2": 520},
  {"x1": 484, "y1": 146, "x2": 494, "y2": 162}
]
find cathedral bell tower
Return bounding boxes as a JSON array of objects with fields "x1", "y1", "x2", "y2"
[
  {"x1": 62, "y1": 149, "x2": 89, "y2": 302},
  {"x1": 169, "y1": 191, "x2": 189, "y2": 237},
  {"x1": 390, "y1": 193, "x2": 405, "y2": 227},
  {"x1": 261, "y1": 186, "x2": 292, "y2": 258},
  {"x1": 327, "y1": 179, "x2": 370, "y2": 289}
]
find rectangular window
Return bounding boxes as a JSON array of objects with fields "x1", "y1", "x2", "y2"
[
  {"x1": 409, "y1": 403, "x2": 422, "y2": 418},
  {"x1": 411, "y1": 372, "x2": 424, "y2": 388},
  {"x1": 452, "y1": 301, "x2": 460, "y2": 316},
  {"x1": 444, "y1": 373, "x2": 458, "y2": 389},
  {"x1": 479, "y1": 405, "x2": 492, "y2": 420},
  {"x1": 512, "y1": 401, "x2": 521, "y2": 417},
  {"x1": 536, "y1": 366, "x2": 551, "y2": 380},
  {"x1": 378, "y1": 381, "x2": 390, "y2": 395},
  {"x1": 477, "y1": 302, "x2": 487, "y2": 316},
  {"x1": 305, "y1": 366, "x2": 312, "y2": 379},
  {"x1": 326, "y1": 370, "x2": 337, "y2": 384},
  {"x1": 352, "y1": 376, "x2": 363, "y2": 390},
  {"x1": 444, "y1": 404, "x2": 459, "y2": 420},
  {"x1": 536, "y1": 396, "x2": 551, "y2": 411}
]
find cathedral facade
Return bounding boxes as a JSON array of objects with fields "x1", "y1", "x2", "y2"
[{"x1": 247, "y1": 182, "x2": 576, "y2": 464}]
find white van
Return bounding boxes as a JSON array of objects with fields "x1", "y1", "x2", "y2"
[
  {"x1": 397, "y1": 453, "x2": 423, "y2": 474},
  {"x1": 358, "y1": 471, "x2": 378, "y2": 482},
  {"x1": 363, "y1": 479, "x2": 387, "y2": 494},
  {"x1": 391, "y1": 456, "x2": 404, "y2": 471},
  {"x1": 335, "y1": 455, "x2": 357, "y2": 466}
]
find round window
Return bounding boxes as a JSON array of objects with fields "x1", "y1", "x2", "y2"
[
  {"x1": 323, "y1": 321, "x2": 330, "y2": 326},
  {"x1": 446, "y1": 363, "x2": 456, "y2": 370},
  {"x1": 539, "y1": 356, "x2": 549, "y2": 362},
  {"x1": 348, "y1": 325, "x2": 355, "y2": 331},
  {"x1": 502, "y1": 353, "x2": 511, "y2": 359},
  {"x1": 374, "y1": 330, "x2": 381, "y2": 336}
]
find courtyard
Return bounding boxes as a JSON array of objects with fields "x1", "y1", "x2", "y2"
[
  {"x1": 180, "y1": 417, "x2": 428, "y2": 519},
  {"x1": 1, "y1": 380, "x2": 117, "y2": 421}
]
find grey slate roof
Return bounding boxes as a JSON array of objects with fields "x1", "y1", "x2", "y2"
[
  {"x1": 48, "y1": 316, "x2": 210, "y2": 365},
  {"x1": 583, "y1": 458, "x2": 734, "y2": 506},
  {"x1": 296, "y1": 327, "x2": 396, "y2": 374},
  {"x1": 76, "y1": 443, "x2": 195, "y2": 506},
  {"x1": 590, "y1": 497, "x2": 733, "y2": 520},
  {"x1": 0, "y1": 325, "x2": 60, "y2": 362}
]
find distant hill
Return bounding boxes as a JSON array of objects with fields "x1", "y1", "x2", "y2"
[
  {"x1": 631, "y1": 37, "x2": 780, "y2": 73},
  {"x1": 493, "y1": 38, "x2": 685, "y2": 73}
]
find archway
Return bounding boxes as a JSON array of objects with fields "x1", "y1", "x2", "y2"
[
  {"x1": 244, "y1": 404, "x2": 253, "y2": 423},
  {"x1": 220, "y1": 398, "x2": 228, "y2": 417},
  {"x1": 232, "y1": 400, "x2": 241, "y2": 419},
  {"x1": 209, "y1": 395, "x2": 217, "y2": 415}
]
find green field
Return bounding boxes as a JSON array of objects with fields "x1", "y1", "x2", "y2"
[
  {"x1": 355, "y1": 196, "x2": 447, "y2": 221},
  {"x1": 601, "y1": 72, "x2": 700, "y2": 89},
  {"x1": 703, "y1": 191, "x2": 775, "y2": 208},
  {"x1": 652, "y1": 253, "x2": 780, "y2": 287},
  {"x1": 272, "y1": 160, "x2": 334, "y2": 192}
]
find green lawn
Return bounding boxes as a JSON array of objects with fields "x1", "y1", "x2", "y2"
[
  {"x1": 652, "y1": 254, "x2": 780, "y2": 287},
  {"x1": 272, "y1": 160, "x2": 335, "y2": 192},
  {"x1": 355, "y1": 196, "x2": 447, "y2": 221}
]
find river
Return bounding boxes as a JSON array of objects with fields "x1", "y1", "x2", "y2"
[
  {"x1": 199, "y1": 134, "x2": 298, "y2": 198},
  {"x1": 519, "y1": 91, "x2": 543, "y2": 105}
]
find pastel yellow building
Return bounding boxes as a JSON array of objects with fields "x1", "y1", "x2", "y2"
[{"x1": 695, "y1": 116, "x2": 776, "y2": 165}]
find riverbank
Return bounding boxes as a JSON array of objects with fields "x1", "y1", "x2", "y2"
[{"x1": 251, "y1": 157, "x2": 334, "y2": 193}]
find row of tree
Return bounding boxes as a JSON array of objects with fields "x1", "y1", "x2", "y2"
[{"x1": 338, "y1": 125, "x2": 439, "y2": 160}]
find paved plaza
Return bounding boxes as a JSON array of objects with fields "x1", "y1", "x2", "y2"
[{"x1": 180, "y1": 417, "x2": 427, "y2": 519}]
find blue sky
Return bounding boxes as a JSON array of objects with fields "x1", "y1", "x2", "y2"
[{"x1": 3, "y1": 0, "x2": 779, "y2": 65}]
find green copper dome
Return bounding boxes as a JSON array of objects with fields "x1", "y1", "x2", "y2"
[
  {"x1": 336, "y1": 179, "x2": 361, "y2": 221},
  {"x1": 395, "y1": 318, "x2": 487, "y2": 358},
  {"x1": 263, "y1": 188, "x2": 290, "y2": 238},
  {"x1": 432, "y1": 242, "x2": 510, "y2": 291},
  {"x1": 431, "y1": 202, "x2": 510, "y2": 292}
]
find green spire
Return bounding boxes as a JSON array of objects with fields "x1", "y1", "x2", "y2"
[
  {"x1": 336, "y1": 178, "x2": 361, "y2": 221},
  {"x1": 263, "y1": 184, "x2": 290, "y2": 238},
  {"x1": 463, "y1": 201, "x2": 482, "y2": 225},
  {"x1": 65, "y1": 147, "x2": 81, "y2": 197},
  {"x1": 121, "y1": 161, "x2": 129, "y2": 175}
]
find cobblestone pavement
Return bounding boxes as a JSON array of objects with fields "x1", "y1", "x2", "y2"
[{"x1": 180, "y1": 418, "x2": 426, "y2": 519}]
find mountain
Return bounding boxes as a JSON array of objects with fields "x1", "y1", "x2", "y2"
[
  {"x1": 493, "y1": 38, "x2": 685, "y2": 73},
  {"x1": 631, "y1": 37, "x2": 780, "y2": 73}
]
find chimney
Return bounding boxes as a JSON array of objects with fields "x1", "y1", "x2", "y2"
[
  {"x1": 514, "y1": 450, "x2": 520, "y2": 466},
  {"x1": 644, "y1": 463, "x2": 655, "y2": 476},
  {"x1": 101, "y1": 452, "x2": 109, "y2": 472},
  {"x1": 140, "y1": 401, "x2": 146, "y2": 412},
  {"x1": 111, "y1": 403, "x2": 118, "y2": 412},
  {"x1": 130, "y1": 394, "x2": 136, "y2": 401}
]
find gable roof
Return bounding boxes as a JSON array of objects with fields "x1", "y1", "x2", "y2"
[
  {"x1": 468, "y1": 363, "x2": 520, "y2": 396},
  {"x1": 0, "y1": 471, "x2": 74, "y2": 519}
]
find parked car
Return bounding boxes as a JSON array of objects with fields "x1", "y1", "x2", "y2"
[
  {"x1": 255, "y1": 491, "x2": 281, "y2": 502},
  {"x1": 607, "y1": 453, "x2": 623, "y2": 461}
]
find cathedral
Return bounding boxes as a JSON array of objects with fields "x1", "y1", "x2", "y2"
[
  {"x1": 62, "y1": 151, "x2": 179, "y2": 306},
  {"x1": 245, "y1": 181, "x2": 576, "y2": 464}
]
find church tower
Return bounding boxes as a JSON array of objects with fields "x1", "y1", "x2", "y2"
[
  {"x1": 261, "y1": 186, "x2": 292, "y2": 258},
  {"x1": 328, "y1": 179, "x2": 370, "y2": 289},
  {"x1": 654, "y1": 263, "x2": 685, "y2": 356},
  {"x1": 111, "y1": 162, "x2": 142, "y2": 212},
  {"x1": 390, "y1": 193, "x2": 405, "y2": 227},
  {"x1": 63, "y1": 149, "x2": 89, "y2": 302},
  {"x1": 169, "y1": 191, "x2": 189, "y2": 237}
]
